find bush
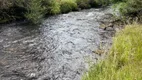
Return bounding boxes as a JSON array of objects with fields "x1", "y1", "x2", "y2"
[
  {"x1": 0, "y1": 0, "x2": 26, "y2": 23},
  {"x1": 0, "y1": 0, "x2": 61, "y2": 24},
  {"x1": 76, "y1": 0, "x2": 90, "y2": 9},
  {"x1": 60, "y1": 0, "x2": 77, "y2": 13},
  {"x1": 113, "y1": 0, "x2": 142, "y2": 16},
  {"x1": 0, "y1": 0, "x2": 13, "y2": 9},
  {"x1": 94, "y1": 0, "x2": 110, "y2": 6},
  {"x1": 0, "y1": 0, "x2": 44, "y2": 24},
  {"x1": 109, "y1": 0, "x2": 124, "y2": 3},
  {"x1": 23, "y1": 0, "x2": 44, "y2": 24},
  {"x1": 42, "y1": 0, "x2": 60, "y2": 15},
  {"x1": 83, "y1": 24, "x2": 142, "y2": 80}
]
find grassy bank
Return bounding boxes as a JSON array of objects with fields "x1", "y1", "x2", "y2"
[
  {"x1": 0, "y1": 0, "x2": 141, "y2": 24},
  {"x1": 83, "y1": 24, "x2": 142, "y2": 80}
]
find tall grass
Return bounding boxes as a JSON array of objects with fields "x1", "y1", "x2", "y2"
[{"x1": 83, "y1": 24, "x2": 142, "y2": 80}]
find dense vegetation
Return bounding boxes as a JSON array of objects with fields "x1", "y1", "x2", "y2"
[
  {"x1": 83, "y1": 24, "x2": 142, "y2": 80},
  {"x1": 0, "y1": 0, "x2": 93, "y2": 24},
  {"x1": 0, "y1": 0, "x2": 141, "y2": 24}
]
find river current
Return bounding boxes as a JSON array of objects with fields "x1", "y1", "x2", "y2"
[{"x1": 0, "y1": 8, "x2": 113, "y2": 80}]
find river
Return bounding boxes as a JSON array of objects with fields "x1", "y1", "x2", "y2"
[{"x1": 0, "y1": 7, "x2": 113, "y2": 80}]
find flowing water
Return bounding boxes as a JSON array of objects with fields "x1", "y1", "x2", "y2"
[{"x1": 0, "y1": 8, "x2": 113, "y2": 80}]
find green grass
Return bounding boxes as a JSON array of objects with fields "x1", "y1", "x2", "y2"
[{"x1": 83, "y1": 24, "x2": 142, "y2": 80}]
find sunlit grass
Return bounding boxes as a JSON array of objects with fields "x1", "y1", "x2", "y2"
[{"x1": 83, "y1": 24, "x2": 142, "y2": 80}]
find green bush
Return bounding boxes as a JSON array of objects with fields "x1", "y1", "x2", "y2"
[
  {"x1": 0, "y1": 0, "x2": 61, "y2": 24},
  {"x1": 0, "y1": 0, "x2": 13, "y2": 23},
  {"x1": 83, "y1": 24, "x2": 142, "y2": 80},
  {"x1": 0, "y1": 0, "x2": 44, "y2": 24},
  {"x1": 0, "y1": 0, "x2": 13, "y2": 9},
  {"x1": 23, "y1": 0, "x2": 44, "y2": 24},
  {"x1": 94, "y1": 0, "x2": 110, "y2": 6},
  {"x1": 109, "y1": 0, "x2": 124, "y2": 3},
  {"x1": 0, "y1": 0, "x2": 27, "y2": 23},
  {"x1": 76, "y1": 0, "x2": 90, "y2": 9},
  {"x1": 42, "y1": 0, "x2": 60, "y2": 15},
  {"x1": 60, "y1": 0, "x2": 77, "y2": 13},
  {"x1": 113, "y1": 0, "x2": 142, "y2": 16}
]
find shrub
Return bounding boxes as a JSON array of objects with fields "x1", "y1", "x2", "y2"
[
  {"x1": 0, "y1": 0, "x2": 44, "y2": 24},
  {"x1": 0, "y1": 0, "x2": 27, "y2": 23},
  {"x1": 0, "y1": 0, "x2": 13, "y2": 9},
  {"x1": 83, "y1": 24, "x2": 142, "y2": 80},
  {"x1": 23, "y1": 0, "x2": 44, "y2": 24},
  {"x1": 76, "y1": 0, "x2": 90, "y2": 9},
  {"x1": 113, "y1": 0, "x2": 142, "y2": 16},
  {"x1": 0, "y1": 0, "x2": 13, "y2": 23},
  {"x1": 94, "y1": 0, "x2": 110, "y2": 6},
  {"x1": 42, "y1": 0, "x2": 61, "y2": 15},
  {"x1": 109, "y1": 0, "x2": 124, "y2": 3},
  {"x1": 60, "y1": 0, "x2": 78, "y2": 13},
  {"x1": 0, "y1": 0, "x2": 61, "y2": 24}
]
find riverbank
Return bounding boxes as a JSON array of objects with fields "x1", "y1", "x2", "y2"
[{"x1": 83, "y1": 24, "x2": 142, "y2": 80}]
